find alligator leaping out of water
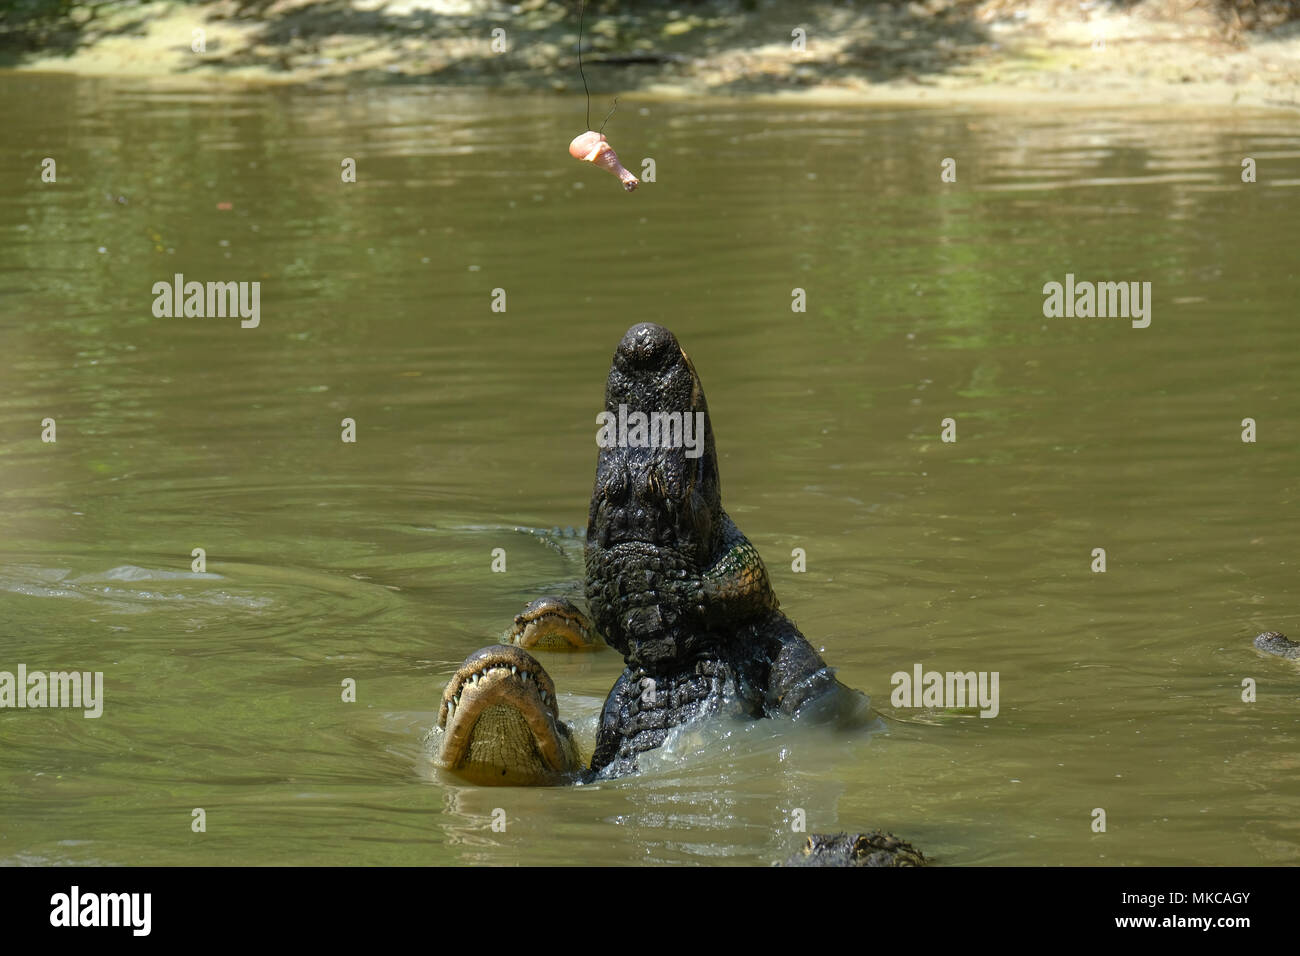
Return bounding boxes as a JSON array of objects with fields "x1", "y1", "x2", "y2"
[
  {"x1": 424, "y1": 323, "x2": 926, "y2": 864},
  {"x1": 429, "y1": 321, "x2": 870, "y2": 780}
]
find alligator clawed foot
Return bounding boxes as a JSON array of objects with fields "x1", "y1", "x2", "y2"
[{"x1": 431, "y1": 645, "x2": 584, "y2": 786}]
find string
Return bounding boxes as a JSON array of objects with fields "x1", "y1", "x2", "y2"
[
  {"x1": 598, "y1": 97, "x2": 618, "y2": 134},
  {"x1": 579, "y1": 0, "x2": 591, "y2": 131},
  {"x1": 578, "y1": 0, "x2": 618, "y2": 134}
]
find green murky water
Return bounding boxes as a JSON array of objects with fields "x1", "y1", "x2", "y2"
[{"x1": 1, "y1": 74, "x2": 1297, "y2": 865}]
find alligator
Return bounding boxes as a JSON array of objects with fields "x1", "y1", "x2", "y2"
[
  {"x1": 784, "y1": 832, "x2": 928, "y2": 867},
  {"x1": 1254, "y1": 631, "x2": 1300, "y2": 659},
  {"x1": 506, "y1": 596, "x2": 601, "y2": 650},
  {"x1": 427, "y1": 323, "x2": 921, "y2": 863}
]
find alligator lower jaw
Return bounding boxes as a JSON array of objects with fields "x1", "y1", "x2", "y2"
[
  {"x1": 508, "y1": 597, "x2": 598, "y2": 650},
  {"x1": 435, "y1": 646, "x2": 580, "y2": 784}
]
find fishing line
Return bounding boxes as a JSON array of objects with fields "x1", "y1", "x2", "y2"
[
  {"x1": 579, "y1": 0, "x2": 591, "y2": 131},
  {"x1": 578, "y1": 0, "x2": 617, "y2": 133},
  {"x1": 598, "y1": 97, "x2": 619, "y2": 134}
]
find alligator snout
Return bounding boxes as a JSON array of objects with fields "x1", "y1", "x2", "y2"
[{"x1": 614, "y1": 322, "x2": 681, "y2": 373}]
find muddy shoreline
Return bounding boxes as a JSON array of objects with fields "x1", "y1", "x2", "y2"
[{"x1": 3, "y1": 0, "x2": 1298, "y2": 110}]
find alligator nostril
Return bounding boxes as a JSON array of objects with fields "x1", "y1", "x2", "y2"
[{"x1": 615, "y1": 323, "x2": 678, "y2": 371}]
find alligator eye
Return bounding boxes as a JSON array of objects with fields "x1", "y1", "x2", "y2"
[
  {"x1": 646, "y1": 465, "x2": 666, "y2": 500},
  {"x1": 601, "y1": 462, "x2": 628, "y2": 503},
  {"x1": 652, "y1": 462, "x2": 687, "y2": 502}
]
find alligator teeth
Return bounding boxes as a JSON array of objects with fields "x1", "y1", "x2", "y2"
[
  {"x1": 521, "y1": 671, "x2": 530, "y2": 682},
  {"x1": 510, "y1": 666, "x2": 517, "y2": 675},
  {"x1": 446, "y1": 701, "x2": 455, "y2": 720}
]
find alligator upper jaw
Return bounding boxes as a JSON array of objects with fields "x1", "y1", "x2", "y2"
[
  {"x1": 595, "y1": 323, "x2": 720, "y2": 521},
  {"x1": 435, "y1": 646, "x2": 579, "y2": 784}
]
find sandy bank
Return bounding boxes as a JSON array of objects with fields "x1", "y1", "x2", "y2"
[{"x1": 4, "y1": 0, "x2": 1298, "y2": 110}]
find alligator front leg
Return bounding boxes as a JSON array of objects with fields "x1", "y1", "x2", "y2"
[
  {"x1": 430, "y1": 646, "x2": 585, "y2": 785},
  {"x1": 766, "y1": 628, "x2": 870, "y2": 724},
  {"x1": 698, "y1": 514, "x2": 780, "y2": 624},
  {"x1": 694, "y1": 517, "x2": 868, "y2": 722}
]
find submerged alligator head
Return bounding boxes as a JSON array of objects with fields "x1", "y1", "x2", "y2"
[
  {"x1": 784, "y1": 832, "x2": 929, "y2": 867},
  {"x1": 431, "y1": 323, "x2": 867, "y2": 784},
  {"x1": 1254, "y1": 631, "x2": 1300, "y2": 659}
]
